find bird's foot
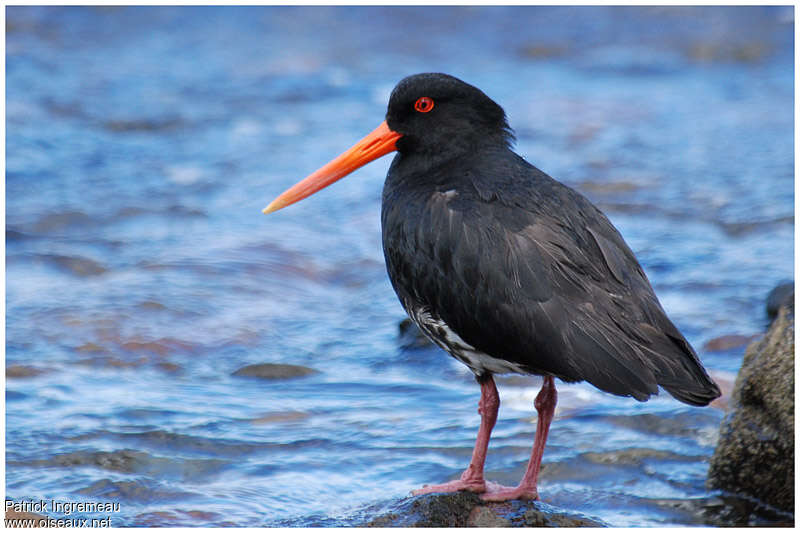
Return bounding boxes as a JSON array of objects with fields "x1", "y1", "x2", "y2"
[
  {"x1": 411, "y1": 478, "x2": 486, "y2": 496},
  {"x1": 479, "y1": 480, "x2": 539, "y2": 502}
]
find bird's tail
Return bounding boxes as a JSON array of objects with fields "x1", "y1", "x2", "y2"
[{"x1": 648, "y1": 330, "x2": 721, "y2": 406}]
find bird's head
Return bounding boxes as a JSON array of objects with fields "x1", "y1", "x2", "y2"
[
  {"x1": 386, "y1": 73, "x2": 513, "y2": 158},
  {"x1": 263, "y1": 73, "x2": 511, "y2": 214}
]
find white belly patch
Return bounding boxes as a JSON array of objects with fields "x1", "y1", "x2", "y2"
[{"x1": 405, "y1": 303, "x2": 529, "y2": 376}]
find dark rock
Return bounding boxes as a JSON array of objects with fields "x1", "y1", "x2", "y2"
[
  {"x1": 41, "y1": 253, "x2": 107, "y2": 277},
  {"x1": 23, "y1": 449, "x2": 151, "y2": 473},
  {"x1": 361, "y1": 492, "x2": 602, "y2": 527},
  {"x1": 76, "y1": 356, "x2": 148, "y2": 369},
  {"x1": 708, "y1": 301, "x2": 794, "y2": 512},
  {"x1": 519, "y1": 44, "x2": 568, "y2": 60},
  {"x1": 6, "y1": 365, "x2": 49, "y2": 378},
  {"x1": 249, "y1": 411, "x2": 310, "y2": 424},
  {"x1": 136, "y1": 300, "x2": 168, "y2": 312},
  {"x1": 77, "y1": 478, "x2": 196, "y2": 503},
  {"x1": 155, "y1": 362, "x2": 182, "y2": 373},
  {"x1": 766, "y1": 281, "x2": 793, "y2": 322},
  {"x1": 687, "y1": 42, "x2": 770, "y2": 64},
  {"x1": 232, "y1": 362, "x2": 318, "y2": 380},
  {"x1": 103, "y1": 116, "x2": 184, "y2": 133},
  {"x1": 32, "y1": 210, "x2": 93, "y2": 232},
  {"x1": 121, "y1": 338, "x2": 196, "y2": 357},
  {"x1": 702, "y1": 334, "x2": 758, "y2": 353},
  {"x1": 74, "y1": 342, "x2": 106, "y2": 353},
  {"x1": 582, "y1": 447, "x2": 683, "y2": 466},
  {"x1": 576, "y1": 179, "x2": 644, "y2": 194}
]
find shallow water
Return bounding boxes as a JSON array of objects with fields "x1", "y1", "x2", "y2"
[{"x1": 6, "y1": 6, "x2": 794, "y2": 527}]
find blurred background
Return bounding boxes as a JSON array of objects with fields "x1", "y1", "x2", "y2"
[{"x1": 6, "y1": 6, "x2": 793, "y2": 526}]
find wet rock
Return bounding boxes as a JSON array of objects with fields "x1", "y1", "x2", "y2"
[
  {"x1": 687, "y1": 42, "x2": 770, "y2": 64},
  {"x1": 74, "y1": 342, "x2": 107, "y2": 353},
  {"x1": 702, "y1": 334, "x2": 758, "y2": 353},
  {"x1": 103, "y1": 116, "x2": 184, "y2": 133},
  {"x1": 121, "y1": 338, "x2": 195, "y2": 357},
  {"x1": 76, "y1": 356, "x2": 148, "y2": 369},
  {"x1": 250, "y1": 411, "x2": 310, "y2": 424},
  {"x1": 136, "y1": 300, "x2": 168, "y2": 312},
  {"x1": 78, "y1": 478, "x2": 196, "y2": 503},
  {"x1": 41, "y1": 253, "x2": 108, "y2": 277},
  {"x1": 32, "y1": 210, "x2": 93, "y2": 232},
  {"x1": 6, "y1": 364, "x2": 49, "y2": 378},
  {"x1": 362, "y1": 493, "x2": 601, "y2": 527},
  {"x1": 576, "y1": 179, "x2": 645, "y2": 194},
  {"x1": 15, "y1": 449, "x2": 226, "y2": 482},
  {"x1": 766, "y1": 281, "x2": 793, "y2": 322},
  {"x1": 71, "y1": 337, "x2": 197, "y2": 369},
  {"x1": 232, "y1": 363, "x2": 318, "y2": 380},
  {"x1": 583, "y1": 447, "x2": 682, "y2": 466},
  {"x1": 708, "y1": 301, "x2": 794, "y2": 512},
  {"x1": 155, "y1": 362, "x2": 182, "y2": 373},
  {"x1": 519, "y1": 44, "x2": 568, "y2": 60},
  {"x1": 165, "y1": 204, "x2": 207, "y2": 218},
  {"x1": 26, "y1": 449, "x2": 151, "y2": 473}
]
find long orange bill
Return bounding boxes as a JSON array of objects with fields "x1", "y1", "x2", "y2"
[{"x1": 263, "y1": 121, "x2": 402, "y2": 214}]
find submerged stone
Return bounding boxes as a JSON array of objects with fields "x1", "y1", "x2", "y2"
[
  {"x1": 6, "y1": 365, "x2": 49, "y2": 378},
  {"x1": 232, "y1": 363, "x2": 318, "y2": 380}
]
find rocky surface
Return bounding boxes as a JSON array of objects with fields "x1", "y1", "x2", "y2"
[
  {"x1": 361, "y1": 492, "x2": 603, "y2": 527},
  {"x1": 231, "y1": 363, "x2": 318, "y2": 380},
  {"x1": 766, "y1": 281, "x2": 793, "y2": 322},
  {"x1": 707, "y1": 300, "x2": 794, "y2": 513}
]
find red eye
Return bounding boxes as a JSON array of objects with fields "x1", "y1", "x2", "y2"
[{"x1": 414, "y1": 96, "x2": 434, "y2": 113}]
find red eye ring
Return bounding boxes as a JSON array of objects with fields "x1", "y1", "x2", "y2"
[{"x1": 414, "y1": 96, "x2": 434, "y2": 113}]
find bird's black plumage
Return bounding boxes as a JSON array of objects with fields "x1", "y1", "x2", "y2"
[{"x1": 380, "y1": 73, "x2": 720, "y2": 406}]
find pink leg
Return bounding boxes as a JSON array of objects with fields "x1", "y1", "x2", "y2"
[
  {"x1": 481, "y1": 375, "x2": 557, "y2": 502},
  {"x1": 412, "y1": 375, "x2": 499, "y2": 495}
]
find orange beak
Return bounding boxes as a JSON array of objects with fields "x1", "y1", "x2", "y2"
[{"x1": 263, "y1": 121, "x2": 402, "y2": 214}]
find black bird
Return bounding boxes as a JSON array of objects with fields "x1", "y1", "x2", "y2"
[{"x1": 263, "y1": 73, "x2": 721, "y2": 501}]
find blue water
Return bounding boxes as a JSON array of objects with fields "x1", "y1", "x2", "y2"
[{"x1": 6, "y1": 6, "x2": 793, "y2": 526}]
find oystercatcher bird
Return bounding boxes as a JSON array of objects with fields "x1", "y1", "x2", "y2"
[{"x1": 263, "y1": 73, "x2": 720, "y2": 501}]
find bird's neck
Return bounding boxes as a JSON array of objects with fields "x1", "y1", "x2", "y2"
[{"x1": 388, "y1": 140, "x2": 511, "y2": 190}]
